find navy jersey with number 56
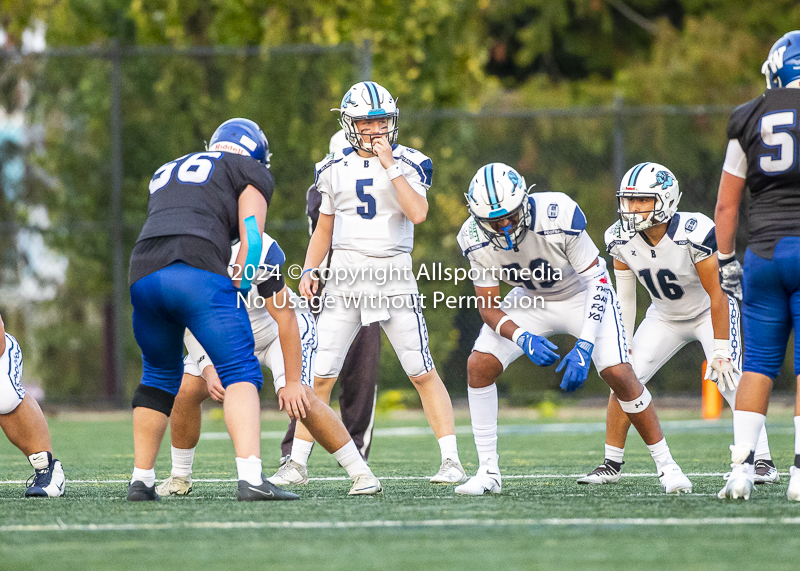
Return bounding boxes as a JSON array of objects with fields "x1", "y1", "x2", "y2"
[
  {"x1": 727, "y1": 89, "x2": 800, "y2": 257},
  {"x1": 130, "y1": 151, "x2": 274, "y2": 285}
]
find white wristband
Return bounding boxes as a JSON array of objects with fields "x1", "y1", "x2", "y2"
[
  {"x1": 718, "y1": 251, "x2": 736, "y2": 261},
  {"x1": 495, "y1": 315, "x2": 512, "y2": 336},
  {"x1": 714, "y1": 339, "x2": 729, "y2": 352},
  {"x1": 511, "y1": 328, "x2": 524, "y2": 344},
  {"x1": 385, "y1": 163, "x2": 403, "y2": 180}
]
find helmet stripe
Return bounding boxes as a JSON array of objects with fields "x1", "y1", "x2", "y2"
[
  {"x1": 365, "y1": 82, "x2": 380, "y2": 109},
  {"x1": 485, "y1": 164, "x2": 499, "y2": 207},
  {"x1": 628, "y1": 162, "x2": 650, "y2": 187}
]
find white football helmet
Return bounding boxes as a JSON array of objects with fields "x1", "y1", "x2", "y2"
[
  {"x1": 333, "y1": 81, "x2": 398, "y2": 153},
  {"x1": 617, "y1": 162, "x2": 681, "y2": 232},
  {"x1": 465, "y1": 163, "x2": 532, "y2": 251},
  {"x1": 329, "y1": 129, "x2": 351, "y2": 154}
]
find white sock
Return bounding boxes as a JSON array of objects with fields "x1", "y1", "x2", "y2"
[
  {"x1": 604, "y1": 444, "x2": 625, "y2": 464},
  {"x1": 794, "y1": 416, "x2": 800, "y2": 456},
  {"x1": 438, "y1": 434, "x2": 460, "y2": 464},
  {"x1": 333, "y1": 440, "x2": 372, "y2": 479},
  {"x1": 235, "y1": 456, "x2": 263, "y2": 486},
  {"x1": 754, "y1": 426, "x2": 772, "y2": 461},
  {"x1": 28, "y1": 451, "x2": 52, "y2": 471},
  {"x1": 131, "y1": 467, "x2": 156, "y2": 487},
  {"x1": 733, "y1": 410, "x2": 765, "y2": 461},
  {"x1": 290, "y1": 438, "x2": 314, "y2": 467},
  {"x1": 468, "y1": 384, "x2": 499, "y2": 468},
  {"x1": 170, "y1": 446, "x2": 195, "y2": 477},
  {"x1": 646, "y1": 438, "x2": 675, "y2": 470}
]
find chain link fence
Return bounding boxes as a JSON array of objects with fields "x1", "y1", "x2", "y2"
[{"x1": 0, "y1": 45, "x2": 794, "y2": 406}]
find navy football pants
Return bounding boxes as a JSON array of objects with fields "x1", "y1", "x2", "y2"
[
  {"x1": 130, "y1": 263, "x2": 263, "y2": 395},
  {"x1": 742, "y1": 237, "x2": 800, "y2": 378}
]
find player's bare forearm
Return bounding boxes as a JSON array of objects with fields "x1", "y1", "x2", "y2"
[
  {"x1": 475, "y1": 285, "x2": 519, "y2": 340},
  {"x1": 696, "y1": 255, "x2": 730, "y2": 340},
  {"x1": 267, "y1": 288, "x2": 303, "y2": 386},
  {"x1": 304, "y1": 213, "x2": 333, "y2": 270},
  {"x1": 372, "y1": 136, "x2": 428, "y2": 224},
  {"x1": 714, "y1": 172, "x2": 745, "y2": 255},
  {"x1": 392, "y1": 176, "x2": 428, "y2": 224}
]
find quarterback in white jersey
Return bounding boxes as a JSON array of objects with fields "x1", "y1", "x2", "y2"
[
  {"x1": 453, "y1": 163, "x2": 691, "y2": 496},
  {"x1": 156, "y1": 233, "x2": 382, "y2": 497},
  {"x1": 299, "y1": 81, "x2": 466, "y2": 484},
  {"x1": 578, "y1": 163, "x2": 777, "y2": 486}
]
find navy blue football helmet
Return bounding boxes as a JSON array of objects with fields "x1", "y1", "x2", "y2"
[
  {"x1": 209, "y1": 118, "x2": 270, "y2": 166},
  {"x1": 762, "y1": 31, "x2": 800, "y2": 89}
]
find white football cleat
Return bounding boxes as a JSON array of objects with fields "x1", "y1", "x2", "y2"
[
  {"x1": 658, "y1": 463, "x2": 692, "y2": 494},
  {"x1": 24, "y1": 458, "x2": 65, "y2": 498},
  {"x1": 348, "y1": 473, "x2": 382, "y2": 496},
  {"x1": 156, "y1": 475, "x2": 193, "y2": 496},
  {"x1": 718, "y1": 462, "x2": 755, "y2": 500},
  {"x1": 430, "y1": 458, "x2": 468, "y2": 484},
  {"x1": 577, "y1": 460, "x2": 623, "y2": 485},
  {"x1": 754, "y1": 459, "x2": 780, "y2": 484},
  {"x1": 787, "y1": 466, "x2": 800, "y2": 502},
  {"x1": 267, "y1": 460, "x2": 309, "y2": 485},
  {"x1": 455, "y1": 466, "x2": 502, "y2": 495}
]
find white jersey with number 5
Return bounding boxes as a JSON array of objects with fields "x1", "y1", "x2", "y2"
[
  {"x1": 604, "y1": 212, "x2": 717, "y2": 321},
  {"x1": 315, "y1": 144, "x2": 432, "y2": 256},
  {"x1": 456, "y1": 192, "x2": 599, "y2": 301}
]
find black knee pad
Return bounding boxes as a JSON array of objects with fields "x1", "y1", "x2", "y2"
[{"x1": 132, "y1": 384, "x2": 175, "y2": 417}]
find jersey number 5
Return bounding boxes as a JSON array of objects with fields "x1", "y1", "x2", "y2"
[
  {"x1": 759, "y1": 110, "x2": 796, "y2": 174},
  {"x1": 356, "y1": 179, "x2": 376, "y2": 220}
]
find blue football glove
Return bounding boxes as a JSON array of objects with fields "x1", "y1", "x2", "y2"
[
  {"x1": 516, "y1": 331, "x2": 560, "y2": 366},
  {"x1": 556, "y1": 339, "x2": 594, "y2": 392}
]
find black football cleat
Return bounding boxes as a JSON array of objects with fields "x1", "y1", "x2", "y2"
[
  {"x1": 237, "y1": 477, "x2": 300, "y2": 501},
  {"x1": 127, "y1": 480, "x2": 161, "y2": 502}
]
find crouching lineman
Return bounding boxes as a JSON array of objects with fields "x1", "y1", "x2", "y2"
[
  {"x1": 156, "y1": 234, "x2": 382, "y2": 496},
  {"x1": 454, "y1": 163, "x2": 692, "y2": 495},
  {"x1": 578, "y1": 163, "x2": 776, "y2": 486},
  {"x1": 0, "y1": 314, "x2": 65, "y2": 497}
]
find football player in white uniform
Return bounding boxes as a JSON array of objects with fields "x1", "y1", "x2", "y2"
[
  {"x1": 156, "y1": 233, "x2": 382, "y2": 497},
  {"x1": 0, "y1": 313, "x2": 65, "y2": 497},
  {"x1": 299, "y1": 81, "x2": 466, "y2": 483},
  {"x1": 577, "y1": 163, "x2": 777, "y2": 486},
  {"x1": 454, "y1": 163, "x2": 692, "y2": 495}
]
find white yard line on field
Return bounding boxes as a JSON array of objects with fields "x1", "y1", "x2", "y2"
[{"x1": 1, "y1": 517, "x2": 799, "y2": 533}]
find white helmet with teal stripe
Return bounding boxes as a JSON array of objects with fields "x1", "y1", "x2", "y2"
[
  {"x1": 617, "y1": 162, "x2": 681, "y2": 232},
  {"x1": 333, "y1": 81, "x2": 398, "y2": 153},
  {"x1": 466, "y1": 163, "x2": 532, "y2": 251}
]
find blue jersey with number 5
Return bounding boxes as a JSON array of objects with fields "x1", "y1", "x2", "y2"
[{"x1": 727, "y1": 89, "x2": 800, "y2": 257}]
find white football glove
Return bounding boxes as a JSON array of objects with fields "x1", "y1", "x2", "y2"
[
  {"x1": 705, "y1": 342, "x2": 741, "y2": 392},
  {"x1": 718, "y1": 257, "x2": 743, "y2": 301}
]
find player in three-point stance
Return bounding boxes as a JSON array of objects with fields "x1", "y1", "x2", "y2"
[
  {"x1": 454, "y1": 163, "x2": 692, "y2": 495},
  {"x1": 715, "y1": 31, "x2": 800, "y2": 501},
  {"x1": 128, "y1": 118, "x2": 300, "y2": 501},
  {"x1": 577, "y1": 163, "x2": 777, "y2": 486},
  {"x1": 299, "y1": 81, "x2": 467, "y2": 483},
  {"x1": 0, "y1": 313, "x2": 65, "y2": 497},
  {"x1": 155, "y1": 234, "x2": 382, "y2": 496}
]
